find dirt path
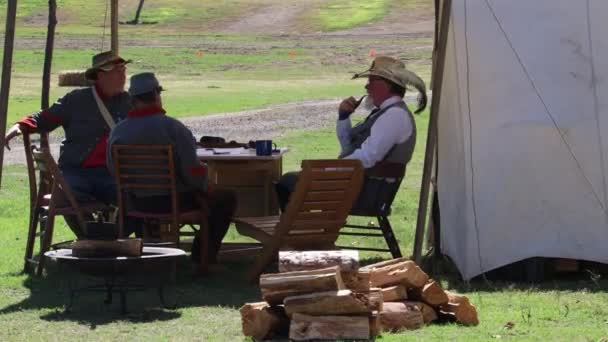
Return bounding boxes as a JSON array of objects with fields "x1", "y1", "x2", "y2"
[
  {"x1": 218, "y1": 2, "x2": 313, "y2": 35},
  {"x1": 4, "y1": 94, "x2": 424, "y2": 166}
]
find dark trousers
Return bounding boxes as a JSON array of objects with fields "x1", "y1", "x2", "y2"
[{"x1": 130, "y1": 189, "x2": 237, "y2": 263}]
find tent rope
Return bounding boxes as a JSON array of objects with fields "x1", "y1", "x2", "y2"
[
  {"x1": 585, "y1": 0, "x2": 608, "y2": 209},
  {"x1": 463, "y1": 0, "x2": 485, "y2": 275},
  {"x1": 484, "y1": 0, "x2": 608, "y2": 218}
]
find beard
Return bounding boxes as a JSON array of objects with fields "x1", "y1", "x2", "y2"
[{"x1": 361, "y1": 94, "x2": 376, "y2": 111}]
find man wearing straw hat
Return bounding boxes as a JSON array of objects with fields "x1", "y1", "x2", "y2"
[
  {"x1": 276, "y1": 56, "x2": 427, "y2": 212},
  {"x1": 107, "y1": 72, "x2": 237, "y2": 265},
  {"x1": 4, "y1": 51, "x2": 132, "y2": 236}
]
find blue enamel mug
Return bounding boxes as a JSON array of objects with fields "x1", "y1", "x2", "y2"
[{"x1": 255, "y1": 140, "x2": 276, "y2": 156}]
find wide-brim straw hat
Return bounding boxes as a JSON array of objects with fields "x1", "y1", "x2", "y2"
[
  {"x1": 352, "y1": 56, "x2": 427, "y2": 113},
  {"x1": 85, "y1": 51, "x2": 131, "y2": 81}
]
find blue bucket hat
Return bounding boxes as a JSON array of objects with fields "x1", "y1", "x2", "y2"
[{"x1": 128, "y1": 72, "x2": 166, "y2": 96}]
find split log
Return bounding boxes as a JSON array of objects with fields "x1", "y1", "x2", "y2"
[
  {"x1": 361, "y1": 258, "x2": 429, "y2": 288},
  {"x1": 381, "y1": 285, "x2": 408, "y2": 302},
  {"x1": 403, "y1": 301, "x2": 438, "y2": 324},
  {"x1": 408, "y1": 279, "x2": 449, "y2": 306},
  {"x1": 284, "y1": 289, "x2": 382, "y2": 317},
  {"x1": 289, "y1": 313, "x2": 369, "y2": 341},
  {"x1": 439, "y1": 291, "x2": 479, "y2": 326},
  {"x1": 379, "y1": 302, "x2": 424, "y2": 332},
  {"x1": 71, "y1": 238, "x2": 143, "y2": 257},
  {"x1": 240, "y1": 302, "x2": 289, "y2": 340},
  {"x1": 279, "y1": 250, "x2": 359, "y2": 272},
  {"x1": 342, "y1": 270, "x2": 371, "y2": 291},
  {"x1": 260, "y1": 266, "x2": 344, "y2": 305}
]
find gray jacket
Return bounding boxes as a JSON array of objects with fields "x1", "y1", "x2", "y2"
[
  {"x1": 28, "y1": 87, "x2": 131, "y2": 169},
  {"x1": 107, "y1": 110, "x2": 208, "y2": 197}
]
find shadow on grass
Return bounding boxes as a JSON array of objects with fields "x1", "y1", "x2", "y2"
[
  {"x1": 419, "y1": 253, "x2": 608, "y2": 294},
  {"x1": 0, "y1": 258, "x2": 260, "y2": 328}
]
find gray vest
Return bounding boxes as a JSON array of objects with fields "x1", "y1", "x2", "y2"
[{"x1": 340, "y1": 101, "x2": 417, "y2": 167}]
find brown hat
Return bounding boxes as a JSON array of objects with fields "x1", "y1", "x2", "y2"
[
  {"x1": 352, "y1": 56, "x2": 427, "y2": 113},
  {"x1": 85, "y1": 51, "x2": 131, "y2": 81}
]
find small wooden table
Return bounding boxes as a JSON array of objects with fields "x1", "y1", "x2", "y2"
[{"x1": 197, "y1": 148, "x2": 288, "y2": 217}]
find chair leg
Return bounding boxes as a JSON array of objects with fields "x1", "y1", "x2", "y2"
[
  {"x1": 247, "y1": 242, "x2": 280, "y2": 283},
  {"x1": 23, "y1": 208, "x2": 40, "y2": 273},
  {"x1": 198, "y1": 219, "x2": 210, "y2": 274},
  {"x1": 378, "y1": 215, "x2": 402, "y2": 258},
  {"x1": 36, "y1": 212, "x2": 56, "y2": 276}
]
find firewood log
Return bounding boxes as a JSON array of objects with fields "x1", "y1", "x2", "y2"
[
  {"x1": 379, "y1": 302, "x2": 424, "y2": 331},
  {"x1": 403, "y1": 301, "x2": 438, "y2": 324},
  {"x1": 260, "y1": 266, "x2": 344, "y2": 305},
  {"x1": 381, "y1": 285, "x2": 408, "y2": 302},
  {"x1": 407, "y1": 279, "x2": 449, "y2": 306},
  {"x1": 369, "y1": 311, "x2": 381, "y2": 337},
  {"x1": 239, "y1": 302, "x2": 289, "y2": 340},
  {"x1": 289, "y1": 313, "x2": 370, "y2": 341},
  {"x1": 71, "y1": 239, "x2": 143, "y2": 257},
  {"x1": 341, "y1": 270, "x2": 371, "y2": 291},
  {"x1": 361, "y1": 258, "x2": 429, "y2": 288},
  {"x1": 439, "y1": 291, "x2": 479, "y2": 326},
  {"x1": 278, "y1": 250, "x2": 359, "y2": 272},
  {"x1": 283, "y1": 289, "x2": 382, "y2": 317}
]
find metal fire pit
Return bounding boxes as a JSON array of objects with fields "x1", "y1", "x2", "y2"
[{"x1": 45, "y1": 247, "x2": 185, "y2": 313}]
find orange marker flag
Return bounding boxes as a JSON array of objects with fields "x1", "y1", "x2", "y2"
[
  {"x1": 289, "y1": 51, "x2": 295, "y2": 57},
  {"x1": 369, "y1": 49, "x2": 375, "y2": 57},
  {"x1": 197, "y1": 50, "x2": 203, "y2": 57}
]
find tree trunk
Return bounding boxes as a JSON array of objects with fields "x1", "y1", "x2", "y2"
[{"x1": 131, "y1": 0, "x2": 145, "y2": 24}]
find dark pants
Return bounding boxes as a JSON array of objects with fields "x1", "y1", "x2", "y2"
[{"x1": 130, "y1": 189, "x2": 237, "y2": 263}]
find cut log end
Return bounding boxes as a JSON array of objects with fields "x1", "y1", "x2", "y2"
[{"x1": 58, "y1": 70, "x2": 90, "y2": 87}]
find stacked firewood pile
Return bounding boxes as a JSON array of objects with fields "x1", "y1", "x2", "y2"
[{"x1": 240, "y1": 251, "x2": 479, "y2": 341}]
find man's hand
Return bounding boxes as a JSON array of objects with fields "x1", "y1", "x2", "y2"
[
  {"x1": 338, "y1": 96, "x2": 359, "y2": 120},
  {"x1": 4, "y1": 124, "x2": 22, "y2": 151}
]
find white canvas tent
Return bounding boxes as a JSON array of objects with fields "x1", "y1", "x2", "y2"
[{"x1": 435, "y1": 0, "x2": 608, "y2": 280}]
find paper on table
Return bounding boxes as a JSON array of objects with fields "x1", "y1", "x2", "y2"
[{"x1": 196, "y1": 147, "x2": 288, "y2": 157}]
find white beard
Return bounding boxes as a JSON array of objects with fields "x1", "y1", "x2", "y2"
[{"x1": 361, "y1": 94, "x2": 376, "y2": 111}]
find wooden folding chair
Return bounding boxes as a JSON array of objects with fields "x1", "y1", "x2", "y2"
[
  {"x1": 22, "y1": 131, "x2": 52, "y2": 273},
  {"x1": 234, "y1": 159, "x2": 364, "y2": 282},
  {"x1": 337, "y1": 162, "x2": 406, "y2": 258},
  {"x1": 112, "y1": 145, "x2": 210, "y2": 273},
  {"x1": 26, "y1": 147, "x2": 109, "y2": 275}
]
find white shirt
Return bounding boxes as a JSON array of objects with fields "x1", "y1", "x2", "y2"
[{"x1": 336, "y1": 96, "x2": 413, "y2": 168}]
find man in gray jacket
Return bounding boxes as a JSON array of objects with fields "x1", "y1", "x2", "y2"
[
  {"x1": 4, "y1": 51, "x2": 131, "y2": 236},
  {"x1": 107, "y1": 72, "x2": 236, "y2": 264}
]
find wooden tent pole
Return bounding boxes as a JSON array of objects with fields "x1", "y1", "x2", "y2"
[
  {"x1": 0, "y1": 0, "x2": 19, "y2": 188},
  {"x1": 40, "y1": 0, "x2": 57, "y2": 148},
  {"x1": 111, "y1": 0, "x2": 119, "y2": 54},
  {"x1": 413, "y1": 0, "x2": 452, "y2": 264}
]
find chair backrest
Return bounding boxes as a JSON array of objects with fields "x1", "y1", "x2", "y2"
[
  {"x1": 111, "y1": 145, "x2": 180, "y2": 236},
  {"x1": 31, "y1": 146, "x2": 86, "y2": 227},
  {"x1": 23, "y1": 131, "x2": 51, "y2": 220},
  {"x1": 361, "y1": 161, "x2": 407, "y2": 215},
  {"x1": 276, "y1": 159, "x2": 364, "y2": 249}
]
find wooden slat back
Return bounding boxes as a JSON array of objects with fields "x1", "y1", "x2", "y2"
[
  {"x1": 276, "y1": 159, "x2": 364, "y2": 247},
  {"x1": 112, "y1": 145, "x2": 180, "y2": 237}
]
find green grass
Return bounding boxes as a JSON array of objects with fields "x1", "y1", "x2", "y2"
[
  {"x1": 2, "y1": 122, "x2": 608, "y2": 340},
  {"x1": 312, "y1": 0, "x2": 389, "y2": 31}
]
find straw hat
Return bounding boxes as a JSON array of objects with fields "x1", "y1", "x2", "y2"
[
  {"x1": 85, "y1": 51, "x2": 131, "y2": 81},
  {"x1": 353, "y1": 56, "x2": 427, "y2": 113}
]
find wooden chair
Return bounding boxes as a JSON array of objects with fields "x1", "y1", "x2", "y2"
[
  {"x1": 111, "y1": 145, "x2": 210, "y2": 272},
  {"x1": 22, "y1": 131, "x2": 52, "y2": 273},
  {"x1": 336, "y1": 162, "x2": 406, "y2": 258},
  {"x1": 26, "y1": 147, "x2": 109, "y2": 275},
  {"x1": 234, "y1": 159, "x2": 364, "y2": 281}
]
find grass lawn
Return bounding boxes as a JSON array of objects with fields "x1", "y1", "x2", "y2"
[{"x1": 1, "y1": 118, "x2": 607, "y2": 341}]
